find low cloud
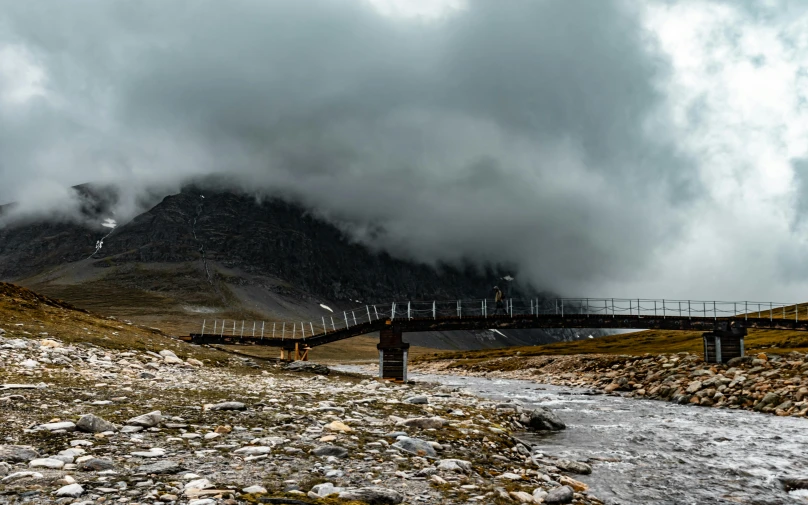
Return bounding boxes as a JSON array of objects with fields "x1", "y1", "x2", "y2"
[{"x1": 1, "y1": 0, "x2": 807, "y2": 300}]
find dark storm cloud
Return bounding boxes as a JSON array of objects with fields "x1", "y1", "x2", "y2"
[{"x1": 0, "y1": 0, "x2": 698, "y2": 295}]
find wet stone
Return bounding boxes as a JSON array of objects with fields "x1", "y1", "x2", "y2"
[{"x1": 544, "y1": 485, "x2": 574, "y2": 504}]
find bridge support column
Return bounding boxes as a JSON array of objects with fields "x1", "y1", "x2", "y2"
[
  {"x1": 703, "y1": 322, "x2": 746, "y2": 364},
  {"x1": 378, "y1": 325, "x2": 410, "y2": 382}
]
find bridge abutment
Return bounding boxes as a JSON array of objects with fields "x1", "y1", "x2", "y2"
[{"x1": 378, "y1": 324, "x2": 410, "y2": 382}]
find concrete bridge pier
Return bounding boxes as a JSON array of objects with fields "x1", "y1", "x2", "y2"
[
  {"x1": 703, "y1": 322, "x2": 746, "y2": 364},
  {"x1": 378, "y1": 324, "x2": 410, "y2": 382}
]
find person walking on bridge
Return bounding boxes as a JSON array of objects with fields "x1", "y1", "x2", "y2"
[{"x1": 493, "y1": 286, "x2": 506, "y2": 315}]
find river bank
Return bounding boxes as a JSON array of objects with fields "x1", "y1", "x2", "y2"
[
  {"x1": 413, "y1": 351, "x2": 808, "y2": 417},
  {"x1": 0, "y1": 327, "x2": 608, "y2": 505}
]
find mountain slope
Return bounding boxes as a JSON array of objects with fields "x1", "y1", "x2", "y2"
[{"x1": 0, "y1": 184, "x2": 603, "y2": 349}]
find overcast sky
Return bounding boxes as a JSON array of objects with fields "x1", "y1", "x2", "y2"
[{"x1": 1, "y1": 0, "x2": 807, "y2": 302}]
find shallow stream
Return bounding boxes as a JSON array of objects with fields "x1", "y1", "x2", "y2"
[{"x1": 337, "y1": 366, "x2": 808, "y2": 505}]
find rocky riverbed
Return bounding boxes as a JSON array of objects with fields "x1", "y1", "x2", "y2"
[
  {"x1": 414, "y1": 351, "x2": 808, "y2": 417},
  {"x1": 0, "y1": 332, "x2": 605, "y2": 505}
]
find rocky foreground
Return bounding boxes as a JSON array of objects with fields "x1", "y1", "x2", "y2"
[
  {"x1": 0, "y1": 329, "x2": 604, "y2": 505},
  {"x1": 415, "y1": 351, "x2": 808, "y2": 417}
]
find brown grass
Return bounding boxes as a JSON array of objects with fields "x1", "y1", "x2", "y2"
[
  {"x1": 0, "y1": 281, "x2": 233, "y2": 365},
  {"x1": 220, "y1": 335, "x2": 440, "y2": 363}
]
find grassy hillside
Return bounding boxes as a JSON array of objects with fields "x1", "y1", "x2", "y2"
[
  {"x1": 414, "y1": 327, "x2": 808, "y2": 363},
  {"x1": 0, "y1": 281, "x2": 233, "y2": 364}
]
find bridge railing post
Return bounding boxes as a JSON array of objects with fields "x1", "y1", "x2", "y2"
[
  {"x1": 367, "y1": 305, "x2": 372, "y2": 323},
  {"x1": 408, "y1": 302, "x2": 411, "y2": 320},
  {"x1": 374, "y1": 305, "x2": 379, "y2": 320},
  {"x1": 391, "y1": 302, "x2": 396, "y2": 321},
  {"x1": 323, "y1": 317, "x2": 327, "y2": 335}
]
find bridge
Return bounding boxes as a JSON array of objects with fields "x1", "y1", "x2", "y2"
[{"x1": 182, "y1": 298, "x2": 808, "y2": 381}]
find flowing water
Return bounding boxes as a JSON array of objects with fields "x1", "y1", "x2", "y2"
[{"x1": 336, "y1": 366, "x2": 808, "y2": 504}]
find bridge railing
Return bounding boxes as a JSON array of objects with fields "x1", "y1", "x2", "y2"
[{"x1": 194, "y1": 298, "x2": 807, "y2": 341}]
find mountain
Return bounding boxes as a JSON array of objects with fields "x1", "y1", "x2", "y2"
[{"x1": 0, "y1": 184, "x2": 601, "y2": 349}]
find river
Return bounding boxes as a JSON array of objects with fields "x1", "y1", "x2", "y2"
[{"x1": 336, "y1": 366, "x2": 808, "y2": 505}]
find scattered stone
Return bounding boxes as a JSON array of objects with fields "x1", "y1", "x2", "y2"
[
  {"x1": 2, "y1": 471, "x2": 43, "y2": 483},
  {"x1": 0, "y1": 445, "x2": 38, "y2": 463},
  {"x1": 35, "y1": 421, "x2": 76, "y2": 432},
  {"x1": 137, "y1": 460, "x2": 185, "y2": 474},
  {"x1": 205, "y1": 401, "x2": 246, "y2": 411},
  {"x1": 283, "y1": 361, "x2": 330, "y2": 375},
  {"x1": 392, "y1": 437, "x2": 438, "y2": 458},
  {"x1": 54, "y1": 483, "x2": 84, "y2": 497},
  {"x1": 400, "y1": 417, "x2": 445, "y2": 429},
  {"x1": 29, "y1": 458, "x2": 65, "y2": 469},
  {"x1": 242, "y1": 485, "x2": 267, "y2": 494},
  {"x1": 234, "y1": 446, "x2": 272, "y2": 456},
  {"x1": 312, "y1": 445, "x2": 349, "y2": 458},
  {"x1": 437, "y1": 459, "x2": 472, "y2": 473},
  {"x1": 76, "y1": 414, "x2": 116, "y2": 433},
  {"x1": 338, "y1": 486, "x2": 404, "y2": 505},
  {"x1": 126, "y1": 410, "x2": 162, "y2": 427},
  {"x1": 325, "y1": 421, "x2": 353, "y2": 433},
  {"x1": 545, "y1": 485, "x2": 574, "y2": 504},
  {"x1": 78, "y1": 458, "x2": 114, "y2": 471},
  {"x1": 404, "y1": 395, "x2": 429, "y2": 404}
]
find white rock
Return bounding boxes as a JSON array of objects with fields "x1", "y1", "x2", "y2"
[
  {"x1": 242, "y1": 485, "x2": 267, "y2": 494},
  {"x1": 20, "y1": 359, "x2": 38, "y2": 368},
  {"x1": 189, "y1": 500, "x2": 216, "y2": 505},
  {"x1": 233, "y1": 446, "x2": 272, "y2": 455},
  {"x1": 29, "y1": 458, "x2": 65, "y2": 469},
  {"x1": 35, "y1": 421, "x2": 76, "y2": 432},
  {"x1": 2, "y1": 471, "x2": 43, "y2": 482},
  {"x1": 55, "y1": 483, "x2": 84, "y2": 497},
  {"x1": 184, "y1": 478, "x2": 213, "y2": 491},
  {"x1": 158, "y1": 350, "x2": 178, "y2": 358},
  {"x1": 131, "y1": 448, "x2": 165, "y2": 458}
]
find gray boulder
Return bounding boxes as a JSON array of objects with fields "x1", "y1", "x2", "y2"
[
  {"x1": 126, "y1": 411, "x2": 162, "y2": 427},
  {"x1": 526, "y1": 407, "x2": 566, "y2": 431},
  {"x1": 338, "y1": 487, "x2": 404, "y2": 505},
  {"x1": 0, "y1": 446, "x2": 38, "y2": 463},
  {"x1": 545, "y1": 485, "x2": 574, "y2": 504},
  {"x1": 78, "y1": 458, "x2": 115, "y2": 471},
  {"x1": 392, "y1": 437, "x2": 437, "y2": 458},
  {"x1": 312, "y1": 445, "x2": 348, "y2": 458},
  {"x1": 400, "y1": 417, "x2": 445, "y2": 429},
  {"x1": 76, "y1": 414, "x2": 116, "y2": 433},
  {"x1": 554, "y1": 459, "x2": 592, "y2": 475}
]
